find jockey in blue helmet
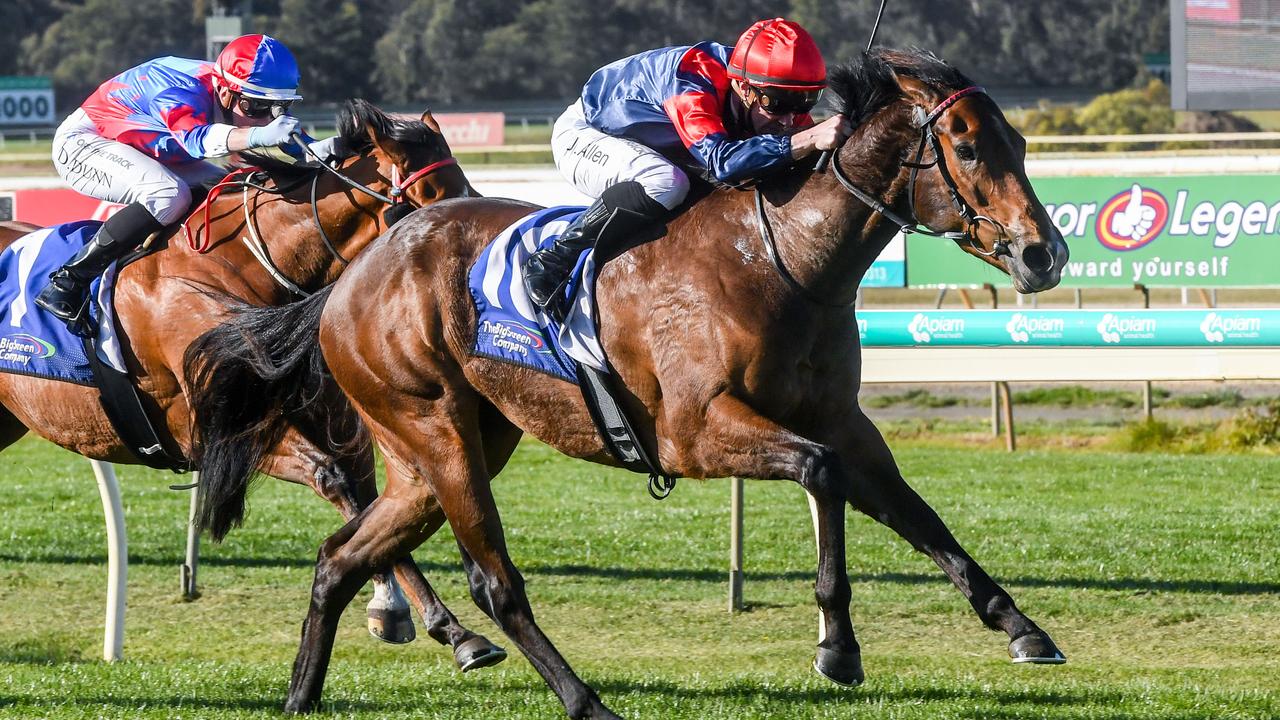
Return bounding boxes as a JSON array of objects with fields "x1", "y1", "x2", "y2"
[{"x1": 36, "y1": 34, "x2": 333, "y2": 333}]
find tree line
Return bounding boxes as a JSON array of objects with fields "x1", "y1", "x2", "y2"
[{"x1": 1, "y1": 0, "x2": 1169, "y2": 110}]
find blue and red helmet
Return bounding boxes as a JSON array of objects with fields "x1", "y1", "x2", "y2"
[{"x1": 214, "y1": 34, "x2": 303, "y2": 101}]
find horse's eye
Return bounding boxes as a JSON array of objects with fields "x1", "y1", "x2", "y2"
[{"x1": 955, "y1": 143, "x2": 977, "y2": 162}]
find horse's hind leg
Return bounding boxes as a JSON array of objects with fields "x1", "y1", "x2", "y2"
[
  {"x1": 834, "y1": 410, "x2": 1065, "y2": 664},
  {"x1": 371, "y1": 405, "x2": 617, "y2": 720},
  {"x1": 0, "y1": 404, "x2": 30, "y2": 450}
]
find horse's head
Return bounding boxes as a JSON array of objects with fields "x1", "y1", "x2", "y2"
[
  {"x1": 851, "y1": 50, "x2": 1068, "y2": 293},
  {"x1": 334, "y1": 99, "x2": 471, "y2": 210}
]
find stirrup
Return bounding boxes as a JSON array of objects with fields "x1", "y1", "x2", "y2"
[
  {"x1": 63, "y1": 298, "x2": 98, "y2": 338},
  {"x1": 36, "y1": 289, "x2": 96, "y2": 338}
]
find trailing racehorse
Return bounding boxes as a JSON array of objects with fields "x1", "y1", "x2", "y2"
[
  {"x1": 0, "y1": 100, "x2": 505, "y2": 668},
  {"x1": 188, "y1": 50, "x2": 1069, "y2": 718}
]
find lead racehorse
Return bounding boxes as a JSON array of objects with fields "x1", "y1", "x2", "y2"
[
  {"x1": 0, "y1": 100, "x2": 504, "y2": 667},
  {"x1": 188, "y1": 50, "x2": 1069, "y2": 718}
]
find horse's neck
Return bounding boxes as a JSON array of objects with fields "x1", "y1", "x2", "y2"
[
  {"x1": 235, "y1": 163, "x2": 387, "y2": 291},
  {"x1": 766, "y1": 106, "x2": 916, "y2": 303}
]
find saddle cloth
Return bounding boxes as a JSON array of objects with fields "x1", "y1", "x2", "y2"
[
  {"x1": 468, "y1": 206, "x2": 608, "y2": 384},
  {"x1": 0, "y1": 221, "x2": 128, "y2": 385}
]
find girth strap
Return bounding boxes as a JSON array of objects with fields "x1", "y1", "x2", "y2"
[
  {"x1": 576, "y1": 362, "x2": 677, "y2": 500},
  {"x1": 77, "y1": 247, "x2": 190, "y2": 473}
]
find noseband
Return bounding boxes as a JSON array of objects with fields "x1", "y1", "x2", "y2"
[{"x1": 757, "y1": 85, "x2": 1012, "y2": 307}]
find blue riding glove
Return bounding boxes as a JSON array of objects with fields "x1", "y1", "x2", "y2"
[{"x1": 248, "y1": 115, "x2": 301, "y2": 149}]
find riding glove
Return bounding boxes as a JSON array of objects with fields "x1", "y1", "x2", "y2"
[{"x1": 248, "y1": 115, "x2": 301, "y2": 148}]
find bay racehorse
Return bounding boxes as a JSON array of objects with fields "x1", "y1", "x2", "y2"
[
  {"x1": 187, "y1": 50, "x2": 1069, "y2": 718},
  {"x1": 0, "y1": 100, "x2": 505, "y2": 668}
]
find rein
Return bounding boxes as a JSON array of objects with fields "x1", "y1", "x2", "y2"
[
  {"x1": 181, "y1": 141, "x2": 457, "y2": 295},
  {"x1": 757, "y1": 85, "x2": 1006, "y2": 306}
]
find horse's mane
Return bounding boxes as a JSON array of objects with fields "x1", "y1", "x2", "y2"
[
  {"x1": 826, "y1": 47, "x2": 974, "y2": 126},
  {"x1": 336, "y1": 98, "x2": 445, "y2": 157},
  {"x1": 241, "y1": 98, "x2": 447, "y2": 180}
]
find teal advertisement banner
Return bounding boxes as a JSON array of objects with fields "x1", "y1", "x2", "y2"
[
  {"x1": 906, "y1": 174, "x2": 1280, "y2": 288},
  {"x1": 857, "y1": 309, "x2": 1280, "y2": 347}
]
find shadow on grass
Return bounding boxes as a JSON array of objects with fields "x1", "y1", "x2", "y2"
[
  {"x1": 0, "y1": 680, "x2": 1160, "y2": 718},
  {"x1": 4, "y1": 552, "x2": 1278, "y2": 597},
  {"x1": 0, "y1": 638, "x2": 84, "y2": 665},
  {"x1": 0, "y1": 669, "x2": 1264, "y2": 719}
]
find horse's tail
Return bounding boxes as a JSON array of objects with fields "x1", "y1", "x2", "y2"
[{"x1": 183, "y1": 287, "x2": 336, "y2": 542}]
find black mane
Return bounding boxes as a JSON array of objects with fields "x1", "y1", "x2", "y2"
[
  {"x1": 826, "y1": 47, "x2": 975, "y2": 125},
  {"x1": 336, "y1": 98, "x2": 444, "y2": 156},
  {"x1": 239, "y1": 99, "x2": 446, "y2": 180}
]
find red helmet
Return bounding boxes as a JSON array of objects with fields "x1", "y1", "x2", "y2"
[{"x1": 727, "y1": 18, "x2": 826, "y2": 90}]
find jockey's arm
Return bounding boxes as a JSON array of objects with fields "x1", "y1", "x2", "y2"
[
  {"x1": 156, "y1": 88, "x2": 310, "y2": 158},
  {"x1": 663, "y1": 91, "x2": 795, "y2": 185},
  {"x1": 789, "y1": 115, "x2": 853, "y2": 159}
]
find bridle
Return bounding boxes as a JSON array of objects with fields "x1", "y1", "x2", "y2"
[
  {"x1": 305, "y1": 153, "x2": 459, "y2": 268},
  {"x1": 182, "y1": 138, "x2": 458, "y2": 296},
  {"x1": 757, "y1": 85, "x2": 1017, "y2": 307}
]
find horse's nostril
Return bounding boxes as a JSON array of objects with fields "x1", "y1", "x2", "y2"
[{"x1": 1021, "y1": 243, "x2": 1054, "y2": 274}]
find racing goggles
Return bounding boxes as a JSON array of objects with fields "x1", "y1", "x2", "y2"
[
  {"x1": 238, "y1": 95, "x2": 295, "y2": 119},
  {"x1": 753, "y1": 85, "x2": 823, "y2": 116}
]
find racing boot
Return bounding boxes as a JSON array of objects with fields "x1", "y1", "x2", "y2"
[
  {"x1": 523, "y1": 198, "x2": 612, "y2": 319},
  {"x1": 523, "y1": 181, "x2": 667, "y2": 321},
  {"x1": 35, "y1": 202, "x2": 164, "y2": 336}
]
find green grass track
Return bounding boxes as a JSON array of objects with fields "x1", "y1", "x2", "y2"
[{"x1": 1, "y1": 436, "x2": 1277, "y2": 718}]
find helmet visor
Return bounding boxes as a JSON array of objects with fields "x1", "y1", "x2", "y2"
[{"x1": 238, "y1": 95, "x2": 294, "y2": 119}]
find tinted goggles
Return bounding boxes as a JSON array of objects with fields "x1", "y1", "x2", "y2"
[
  {"x1": 238, "y1": 95, "x2": 294, "y2": 119},
  {"x1": 753, "y1": 86, "x2": 823, "y2": 116}
]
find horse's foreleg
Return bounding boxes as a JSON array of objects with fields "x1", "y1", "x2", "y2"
[
  {"x1": 671, "y1": 393, "x2": 862, "y2": 686},
  {"x1": 407, "y1": 418, "x2": 619, "y2": 720},
  {"x1": 834, "y1": 410, "x2": 1066, "y2": 664}
]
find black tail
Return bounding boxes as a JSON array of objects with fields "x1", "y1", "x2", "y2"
[{"x1": 184, "y1": 287, "x2": 338, "y2": 541}]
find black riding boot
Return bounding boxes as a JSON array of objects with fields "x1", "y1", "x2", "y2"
[
  {"x1": 34, "y1": 202, "x2": 164, "y2": 336},
  {"x1": 524, "y1": 198, "x2": 612, "y2": 316},
  {"x1": 523, "y1": 181, "x2": 668, "y2": 321}
]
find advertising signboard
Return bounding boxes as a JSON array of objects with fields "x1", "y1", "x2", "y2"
[
  {"x1": 0, "y1": 77, "x2": 55, "y2": 127},
  {"x1": 906, "y1": 175, "x2": 1280, "y2": 288},
  {"x1": 857, "y1": 309, "x2": 1280, "y2": 347}
]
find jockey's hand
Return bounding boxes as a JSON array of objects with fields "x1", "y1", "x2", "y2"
[
  {"x1": 306, "y1": 136, "x2": 346, "y2": 163},
  {"x1": 790, "y1": 115, "x2": 853, "y2": 159},
  {"x1": 248, "y1": 115, "x2": 302, "y2": 149}
]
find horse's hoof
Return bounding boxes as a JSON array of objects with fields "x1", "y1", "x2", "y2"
[
  {"x1": 813, "y1": 646, "x2": 864, "y2": 687},
  {"x1": 1009, "y1": 631, "x2": 1067, "y2": 664},
  {"x1": 282, "y1": 697, "x2": 318, "y2": 715},
  {"x1": 367, "y1": 606, "x2": 416, "y2": 644},
  {"x1": 455, "y1": 634, "x2": 508, "y2": 672}
]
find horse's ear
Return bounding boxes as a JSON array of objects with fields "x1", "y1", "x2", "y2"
[
  {"x1": 364, "y1": 121, "x2": 408, "y2": 165},
  {"x1": 420, "y1": 109, "x2": 442, "y2": 134},
  {"x1": 894, "y1": 73, "x2": 939, "y2": 111}
]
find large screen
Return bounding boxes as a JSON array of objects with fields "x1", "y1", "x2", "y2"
[{"x1": 1173, "y1": 0, "x2": 1280, "y2": 110}]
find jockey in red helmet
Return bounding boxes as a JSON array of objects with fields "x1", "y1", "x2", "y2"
[
  {"x1": 36, "y1": 34, "x2": 334, "y2": 334},
  {"x1": 524, "y1": 18, "x2": 852, "y2": 320}
]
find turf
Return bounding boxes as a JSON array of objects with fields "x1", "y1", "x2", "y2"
[{"x1": 1, "y1": 436, "x2": 1277, "y2": 719}]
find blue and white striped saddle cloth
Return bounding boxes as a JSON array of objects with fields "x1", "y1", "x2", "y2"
[
  {"x1": 467, "y1": 206, "x2": 608, "y2": 384},
  {"x1": 0, "y1": 221, "x2": 127, "y2": 385}
]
